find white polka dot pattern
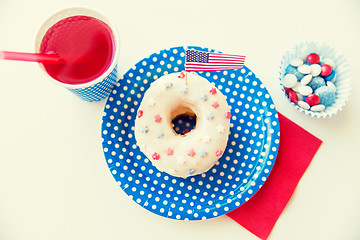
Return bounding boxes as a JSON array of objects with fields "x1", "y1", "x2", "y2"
[
  {"x1": 101, "y1": 46, "x2": 280, "y2": 220},
  {"x1": 68, "y1": 65, "x2": 118, "y2": 102}
]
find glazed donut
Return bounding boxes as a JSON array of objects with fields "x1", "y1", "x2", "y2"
[{"x1": 134, "y1": 72, "x2": 231, "y2": 178}]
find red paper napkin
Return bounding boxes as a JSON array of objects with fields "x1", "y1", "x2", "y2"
[{"x1": 226, "y1": 112, "x2": 322, "y2": 240}]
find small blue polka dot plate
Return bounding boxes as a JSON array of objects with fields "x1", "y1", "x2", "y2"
[{"x1": 101, "y1": 46, "x2": 280, "y2": 220}]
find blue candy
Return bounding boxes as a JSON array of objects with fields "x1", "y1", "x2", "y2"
[
  {"x1": 308, "y1": 76, "x2": 326, "y2": 91},
  {"x1": 314, "y1": 86, "x2": 336, "y2": 106},
  {"x1": 285, "y1": 65, "x2": 305, "y2": 81},
  {"x1": 324, "y1": 69, "x2": 336, "y2": 81}
]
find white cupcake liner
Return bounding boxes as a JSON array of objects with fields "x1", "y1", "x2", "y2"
[{"x1": 279, "y1": 41, "x2": 351, "y2": 118}]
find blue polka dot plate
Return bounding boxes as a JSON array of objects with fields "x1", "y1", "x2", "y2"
[{"x1": 101, "y1": 46, "x2": 280, "y2": 220}]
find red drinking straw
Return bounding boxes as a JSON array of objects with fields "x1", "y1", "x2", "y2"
[{"x1": 0, "y1": 51, "x2": 60, "y2": 64}]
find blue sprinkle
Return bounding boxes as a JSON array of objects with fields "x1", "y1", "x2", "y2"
[
  {"x1": 165, "y1": 82, "x2": 173, "y2": 89},
  {"x1": 308, "y1": 76, "x2": 326, "y2": 91},
  {"x1": 200, "y1": 150, "x2": 207, "y2": 157},
  {"x1": 188, "y1": 169, "x2": 195, "y2": 175},
  {"x1": 324, "y1": 70, "x2": 336, "y2": 81},
  {"x1": 180, "y1": 86, "x2": 188, "y2": 94},
  {"x1": 206, "y1": 113, "x2": 214, "y2": 120},
  {"x1": 141, "y1": 126, "x2": 149, "y2": 134},
  {"x1": 156, "y1": 131, "x2": 164, "y2": 138},
  {"x1": 285, "y1": 65, "x2": 305, "y2": 81},
  {"x1": 314, "y1": 86, "x2": 336, "y2": 107},
  {"x1": 200, "y1": 94, "x2": 207, "y2": 102}
]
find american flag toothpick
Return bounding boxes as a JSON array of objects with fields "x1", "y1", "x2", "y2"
[{"x1": 185, "y1": 49, "x2": 245, "y2": 72}]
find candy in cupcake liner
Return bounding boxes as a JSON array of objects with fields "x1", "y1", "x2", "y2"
[{"x1": 279, "y1": 41, "x2": 351, "y2": 118}]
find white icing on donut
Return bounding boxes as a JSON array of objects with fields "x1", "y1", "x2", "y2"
[{"x1": 134, "y1": 72, "x2": 231, "y2": 178}]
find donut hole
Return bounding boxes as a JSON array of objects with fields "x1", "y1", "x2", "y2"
[{"x1": 171, "y1": 106, "x2": 197, "y2": 135}]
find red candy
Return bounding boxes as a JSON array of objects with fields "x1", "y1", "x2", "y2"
[
  {"x1": 288, "y1": 90, "x2": 298, "y2": 103},
  {"x1": 307, "y1": 53, "x2": 320, "y2": 64},
  {"x1": 320, "y1": 64, "x2": 332, "y2": 77},
  {"x1": 284, "y1": 87, "x2": 291, "y2": 95},
  {"x1": 306, "y1": 94, "x2": 320, "y2": 106}
]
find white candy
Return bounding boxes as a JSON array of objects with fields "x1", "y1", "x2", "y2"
[
  {"x1": 297, "y1": 65, "x2": 312, "y2": 74},
  {"x1": 298, "y1": 101, "x2": 310, "y2": 110},
  {"x1": 292, "y1": 82, "x2": 302, "y2": 93},
  {"x1": 299, "y1": 54, "x2": 308, "y2": 62},
  {"x1": 282, "y1": 74, "x2": 297, "y2": 88},
  {"x1": 300, "y1": 74, "x2": 312, "y2": 85},
  {"x1": 290, "y1": 58, "x2": 304, "y2": 67},
  {"x1": 326, "y1": 81, "x2": 337, "y2": 92},
  {"x1": 310, "y1": 104, "x2": 325, "y2": 112},
  {"x1": 310, "y1": 64, "x2": 321, "y2": 77},
  {"x1": 296, "y1": 92, "x2": 304, "y2": 101},
  {"x1": 298, "y1": 85, "x2": 313, "y2": 96},
  {"x1": 322, "y1": 58, "x2": 336, "y2": 69}
]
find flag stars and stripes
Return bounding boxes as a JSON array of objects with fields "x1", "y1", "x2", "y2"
[{"x1": 185, "y1": 49, "x2": 245, "y2": 72}]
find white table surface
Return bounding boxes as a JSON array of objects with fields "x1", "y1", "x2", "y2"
[{"x1": 1, "y1": 0, "x2": 360, "y2": 239}]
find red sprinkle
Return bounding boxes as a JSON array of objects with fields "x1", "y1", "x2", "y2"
[
  {"x1": 165, "y1": 148, "x2": 174, "y2": 156},
  {"x1": 209, "y1": 88, "x2": 217, "y2": 95},
  {"x1": 320, "y1": 64, "x2": 332, "y2": 77},
  {"x1": 288, "y1": 90, "x2": 298, "y2": 103},
  {"x1": 178, "y1": 72, "x2": 185, "y2": 78},
  {"x1": 187, "y1": 148, "x2": 196, "y2": 157},
  {"x1": 137, "y1": 110, "x2": 143, "y2": 118},
  {"x1": 183, "y1": 128, "x2": 190, "y2": 134},
  {"x1": 225, "y1": 112, "x2": 231, "y2": 119},
  {"x1": 152, "y1": 152, "x2": 160, "y2": 160},
  {"x1": 211, "y1": 101, "x2": 219, "y2": 108},
  {"x1": 216, "y1": 149, "x2": 223, "y2": 157},
  {"x1": 306, "y1": 94, "x2": 320, "y2": 106},
  {"x1": 154, "y1": 114, "x2": 162, "y2": 123},
  {"x1": 307, "y1": 53, "x2": 320, "y2": 64}
]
